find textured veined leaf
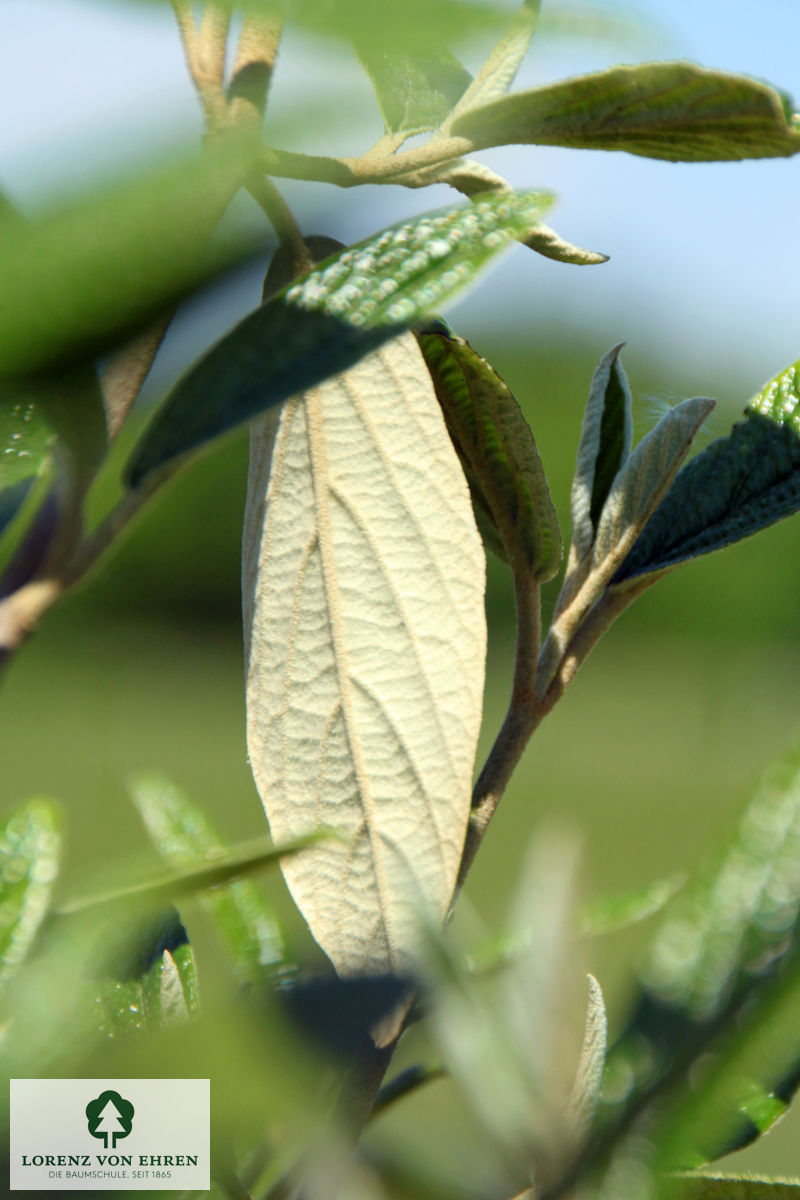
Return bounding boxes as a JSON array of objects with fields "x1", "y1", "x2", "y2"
[
  {"x1": 127, "y1": 190, "x2": 553, "y2": 485},
  {"x1": 445, "y1": 0, "x2": 540, "y2": 125},
  {"x1": 570, "y1": 344, "x2": 633, "y2": 561},
  {"x1": 613, "y1": 360, "x2": 800, "y2": 584},
  {"x1": 418, "y1": 325, "x2": 561, "y2": 579},
  {"x1": 567, "y1": 974, "x2": 607, "y2": 1137},
  {"x1": 243, "y1": 333, "x2": 486, "y2": 975},
  {"x1": 451, "y1": 62, "x2": 800, "y2": 162}
]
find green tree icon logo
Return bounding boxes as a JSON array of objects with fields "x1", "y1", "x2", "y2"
[{"x1": 85, "y1": 1090, "x2": 135, "y2": 1149}]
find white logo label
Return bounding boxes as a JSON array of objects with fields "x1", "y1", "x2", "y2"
[{"x1": 10, "y1": 1079, "x2": 210, "y2": 1191}]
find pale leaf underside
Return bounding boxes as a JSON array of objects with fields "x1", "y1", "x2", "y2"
[{"x1": 243, "y1": 333, "x2": 486, "y2": 975}]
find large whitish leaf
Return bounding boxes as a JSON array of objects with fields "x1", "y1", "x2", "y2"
[
  {"x1": 570, "y1": 344, "x2": 633, "y2": 562},
  {"x1": 613, "y1": 360, "x2": 800, "y2": 585},
  {"x1": 418, "y1": 325, "x2": 561, "y2": 579},
  {"x1": 451, "y1": 62, "x2": 800, "y2": 162},
  {"x1": 0, "y1": 799, "x2": 60, "y2": 985},
  {"x1": 243, "y1": 332, "x2": 485, "y2": 975},
  {"x1": 126, "y1": 190, "x2": 553, "y2": 485}
]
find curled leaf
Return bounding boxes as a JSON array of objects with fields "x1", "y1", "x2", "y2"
[
  {"x1": 418, "y1": 324, "x2": 561, "y2": 579},
  {"x1": 446, "y1": 0, "x2": 540, "y2": 124}
]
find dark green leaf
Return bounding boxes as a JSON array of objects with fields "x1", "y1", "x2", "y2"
[
  {"x1": 130, "y1": 774, "x2": 285, "y2": 982},
  {"x1": 95, "y1": 908, "x2": 198, "y2": 1035},
  {"x1": 355, "y1": 43, "x2": 471, "y2": 134},
  {"x1": 0, "y1": 480, "x2": 33, "y2": 547},
  {"x1": 418, "y1": 324, "x2": 561, "y2": 578},
  {"x1": 0, "y1": 799, "x2": 61, "y2": 985},
  {"x1": 666, "y1": 1175, "x2": 800, "y2": 1199},
  {"x1": 613, "y1": 359, "x2": 800, "y2": 585},
  {"x1": 571, "y1": 344, "x2": 632, "y2": 560},
  {"x1": 126, "y1": 190, "x2": 553, "y2": 485},
  {"x1": 0, "y1": 135, "x2": 261, "y2": 380},
  {"x1": 451, "y1": 62, "x2": 800, "y2": 161}
]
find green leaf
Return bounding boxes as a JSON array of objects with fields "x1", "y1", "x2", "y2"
[
  {"x1": 0, "y1": 135, "x2": 261, "y2": 380},
  {"x1": 0, "y1": 480, "x2": 34, "y2": 547},
  {"x1": 613, "y1": 360, "x2": 800, "y2": 585},
  {"x1": 0, "y1": 799, "x2": 61, "y2": 985},
  {"x1": 571, "y1": 344, "x2": 633, "y2": 561},
  {"x1": 418, "y1": 324, "x2": 561, "y2": 579},
  {"x1": 591, "y1": 396, "x2": 715, "y2": 573},
  {"x1": 580, "y1": 874, "x2": 685, "y2": 937},
  {"x1": 126, "y1": 190, "x2": 553, "y2": 485},
  {"x1": 451, "y1": 62, "x2": 800, "y2": 162},
  {"x1": 0, "y1": 393, "x2": 53, "y2": 488},
  {"x1": 243, "y1": 332, "x2": 486, "y2": 975},
  {"x1": 666, "y1": 1176, "x2": 800, "y2": 1199},
  {"x1": 445, "y1": 0, "x2": 540, "y2": 125},
  {"x1": 96, "y1": 908, "x2": 198, "y2": 1035},
  {"x1": 354, "y1": 43, "x2": 471, "y2": 134},
  {"x1": 130, "y1": 774, "x2": 285, "y2": 982},
  {"x1": 607, "y1": 745, "x2": 800, "y2": 1164}
]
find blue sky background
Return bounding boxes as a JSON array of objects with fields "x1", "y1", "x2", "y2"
[{"x1": 0, "y1": 0, "x2": 798, "y2": 400}]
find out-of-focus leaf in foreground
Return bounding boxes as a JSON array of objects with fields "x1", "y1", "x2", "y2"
[
  {"x1": 606, "y1": 746, "x2": 800, "y2": 1165},
  {"x1": 96, "y1": 907, "x2": 198, "y2": 1036},
  {"x1": 130, "y1": 773, "x2": 285, "y2": 983},
  {"x1": 452, "y1": 62, "x2": 800, "y2": 162},
  {"x1": 0, "y1": 799, "x2": 60, "y2": 986},
  {"x1": 613, "y1": 359, "x2": 800, "y2": 584},
  {"x1": 0, "y1": 136, "x2": 262, "y2": 380},
  {"x1": 243, "y1": 332, "x2": 485, "y2": 976},
  {"x1": 127, "y1": 189, "x2": 553, "y2": 484},
  {"x1": 665, "y1": 1175, "x2": 800, "y2": 1198}
]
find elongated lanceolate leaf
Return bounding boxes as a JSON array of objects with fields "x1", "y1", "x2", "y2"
[
  {"x1": 571, "y1": 344, "x2": 632, "y2": 560},
  {"x1": 419, "y1": 325, "x2": 561, "y2": 578},
  {"x1": 354, "y1": 43, "x2": 471, "y2": 134},
  {"x1": 127, "y1": 190, "x2": 553, "y2": 485},
  {"x1": 591, "y1": 396, "x2": 714, "y2": 572},
  {"x1": 580, "y1": 874, "x2": 684, "y2": 937},
  {"x1": 613, "y1": 360, "x2": 800, "y2": 584},
  {"x1": 667, "y1": 1177, "x2": 800, "y2": 1199},
  {"x1": 243, "y1": 333, "x2": 486, "y2": 975},
  {"x1": 446, "y1": 0, "x2": 540, "y2": 125},
  {"x1": 130, "y1": 774, "x2": 285, "y2": 982},
  {"x1": 451, "y1": 62, "x2": 800, "y2": 161},
  {"x1": 0, "y1": 800, "x2": 60, "y2": 985}
]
